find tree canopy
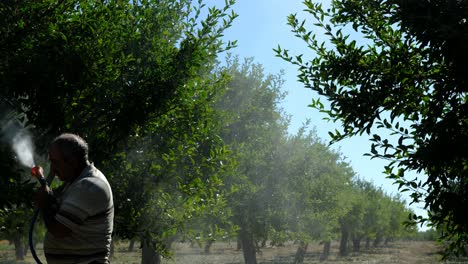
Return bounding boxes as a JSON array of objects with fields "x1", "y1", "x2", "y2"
[
  {"x1": 0, "y1": 0, "x2": 237, "y2": 160},
  {"x1": 215, "y1": 56, "x2": 289, "y2": 264},
  {"x1": 276, "y1": 0, "x2": 468, "y2": 257},
  {"x1": 0, "y1": 0, "x2": 237, "y2": 262}
]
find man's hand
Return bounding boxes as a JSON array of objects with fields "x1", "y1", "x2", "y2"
[
  {"x1": 31, "y1": 166, "x2": 44, "y2": 179},
  {"x1": 31, "y1": 166, "x2": 48, "y2": 186},
  {"x1": 34, "y1": 185, "x2": 54, "y2": 210}
]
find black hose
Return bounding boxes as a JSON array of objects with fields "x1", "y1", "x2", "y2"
[
  {"x1": 29, "y1": 208, "x2": 43, "y2": 264},
  {"x1": 29, "y1": 170, "x2": 52, "y2": 264}
]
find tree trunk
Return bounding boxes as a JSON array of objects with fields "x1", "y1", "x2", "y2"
[
  {"x1": 129, "y1": 239, "x2": 135, "y2": 252},
  {"x1": 384, "y1": 237, "x2": 391, "y2": 245},
  {"x1": 365, "y1": 238, "x2": 371, "y2": 249},
  {"x1": 320, "y1": 241, "x2": 330, "y2": 261},
  {"x1": 240, "y1": 229, "x2": 257, "y2": 264},
  {"x1": 294, "y1": 241, "x2": 308, "y2": 264},
  {"x1": 236, "y1": 237, "x2": 242, "y2": 251},
  {"x1": 339, "y1": 227, "x2": 349, "y2": 256},
  {"x1": 373, "y1": 234, "x2": 383, "y2": 247},
  {"x1": 141, "y1": 242, "x2": 161, "y2": 264},
  {"x1": 23, "y1": 240, "x2": 29, "y2": 256},
  {"x1": 13, "y1": 233, "x2": 25, "y2": 260},
  {"x1": 190, "y1": 236, "x2": 202, "y2": 248},
  {"x1": 261, "y1": 239, "x2": 267, "y2": 248},
  {"x1": 352, "y1": 237, "x2": 361, "y2": 252},
  {"x1": 204, "y1": 240, "x2": 214, "y2": 254}
]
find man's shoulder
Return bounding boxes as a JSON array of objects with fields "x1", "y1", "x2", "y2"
[
  {"x1": 71, "y1": 170, "x2": 108, "y2": 194},
  {"x1": 83, "y1": 164, "x2": 105, "y2": 178},
  {"x1": 77, "y1": 165, "x2": 108, "y2": 184}
]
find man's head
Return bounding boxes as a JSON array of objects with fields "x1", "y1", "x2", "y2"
[{"x1": 49, "y1": 133, "x2": 89, "y2": 182}]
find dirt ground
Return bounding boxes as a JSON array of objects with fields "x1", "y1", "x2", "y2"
[{"x1": 1, "y1": 239, "x2": 467, "y2": 264}]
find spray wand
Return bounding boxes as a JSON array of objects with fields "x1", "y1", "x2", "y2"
[
  {"x1": 31, "y1": 166, "x2": 47, "y2": 186},
  {"x1": 29, "y1": 165, "x2": 52, "y2": 264}
]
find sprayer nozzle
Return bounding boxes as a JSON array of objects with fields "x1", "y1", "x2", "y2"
[
  {"x1": 31, "y1": 166, "x2": 40, "y2": 177},
  {"x1": 31, "y1": 166, "x2": 47, "y2": 186}
]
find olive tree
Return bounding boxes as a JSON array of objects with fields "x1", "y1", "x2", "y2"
[
  {"x1": 216, "y1": 56, "x2": 289, "y2": 264},
  {"x1": 1, "y1": 0, "x2": 238, "y2": 262}
]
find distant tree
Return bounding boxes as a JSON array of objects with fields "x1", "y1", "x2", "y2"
[
  {"x1": 109, "y1": 67, "x2": 234, "y2": 263},
  {"x1": 384, "y1": 195, "x2": 415, "y2": 244},
  {"x1": 283, "y1": 127, "x2": 353, "y2": 262},
  {"x1": 216, "y1": 56, "x2": 289, "y2": 264},
  {"x1": 276, "y1": 0, "x2": 468, "y2": 257},
  {"x1": 342, "y1": 185, "x2": 367, "y2": 253},
  {"x1": 339, "y1": 179, "x2": 415, "y2": 256},
  {"x1": 414, "y1": 228, "x2": 439, "y2": 241}
]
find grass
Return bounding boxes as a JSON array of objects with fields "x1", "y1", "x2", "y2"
[{"x1": 1, "y1": 239, "x2": 468, "y2": 264}]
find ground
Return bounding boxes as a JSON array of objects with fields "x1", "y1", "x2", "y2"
[{"x1": 1, "y1": 240, "x2": 467, "y2": 264}]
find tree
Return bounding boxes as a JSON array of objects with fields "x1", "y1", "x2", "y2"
[
  {"x1": 283, "y1": 127, "x2": 353, "y2": 262},
  {"x1": 1, "y1": 0, "x2": 238, "y2": 262},
  {"x1": 384, "y1": 194, "x2": 415, "y2": 244},
  {"x1": 0, "y1": 0, "x2": 237, "y2": 160},
  {"x1": 338, "y1": 178, "x2": 415, "y2": 256},
  {"x1": 108, "y1": 67, "x2": 234, "y2": 263},
  {"x1": 216, "y1": 56, "x2": 289, "y2": 264},
  {"x1": 276, "y1": 0, "x2": 468, "y2": 257},
  {"x1": 340, "y1": 183, "x2": 367, "y2": 253}
]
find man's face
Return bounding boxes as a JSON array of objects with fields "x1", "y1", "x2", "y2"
[{"x1": 49, "y1": 144, "x2": 70, "y2": 182}]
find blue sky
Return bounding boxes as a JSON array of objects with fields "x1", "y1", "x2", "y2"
[{"x1": 205, "y1": 0, "x2": 427, "y2": 222}]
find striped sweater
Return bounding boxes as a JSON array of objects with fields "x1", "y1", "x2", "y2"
[{"x1": 44, "y1": 164, "x2": 114, "y2": 264}]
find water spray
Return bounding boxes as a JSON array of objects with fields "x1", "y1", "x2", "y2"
[{"x1": 1, "y1": 116, "x2": 48, "y2": 263}]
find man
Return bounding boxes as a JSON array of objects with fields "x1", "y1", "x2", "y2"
[{"x1": 35, "y1": 133, "x2": 114, "y2": 264}]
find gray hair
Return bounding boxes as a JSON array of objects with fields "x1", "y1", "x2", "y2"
[{"x1": 51, "y1": 133, "x2": 89, "y2": 163}]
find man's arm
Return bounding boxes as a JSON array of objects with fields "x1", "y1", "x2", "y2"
[
  {"x1": 35, "y1": 186, "x2": 72, "y2": 238},
  {"x1": 42, "y1": 208, "x2": 72, "y2": 238}
]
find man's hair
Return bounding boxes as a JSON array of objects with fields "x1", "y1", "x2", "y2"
[{"x1": 51, "y1": 133, "x2": 89, "y2": 163}]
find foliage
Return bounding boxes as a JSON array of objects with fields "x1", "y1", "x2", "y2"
[
  {"x1": 276, "y1": 0, "x2": 468, "y2": 257},
  {"x1": 214, "y1": 55, "x2": 416, "y2": 263},
  {"x1": 108, "y1": 69, "x2": 234, "y2": 255},
  {"x1": 337, "y1": 177, "x2": 415, "y2": 256},
  {"x1": 410, "y1": 229, "x2": 439, "y2": 241},
  {"x1": 215, "y1": 55, "x2": 289, "y2": 263},
  {"x1": 1, "y1": 0, "x2": 238, "y2": 261},
  {"x1": 0, "y1": 0, "x2": 237, "y2": 160},
  {"x1": 283, "y1": 126, "x2": 353, "y2": 244}
]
